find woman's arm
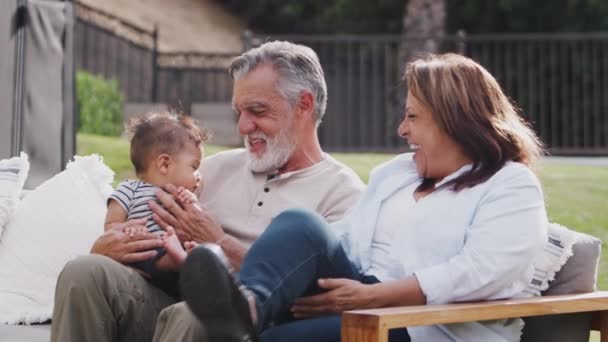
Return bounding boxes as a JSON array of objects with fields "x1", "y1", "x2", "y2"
[{"x1": 291, "y1": 276, "x2": 426, "y2": 318}]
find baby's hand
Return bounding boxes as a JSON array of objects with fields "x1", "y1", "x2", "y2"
[
  {"x1": 176, "y1": 186, "x2": 198, "y2": 205},
  {"x1": 184, "y1": 241, "x2": 199, "y2": 254},
  {"x1": 123, "y1": 225, "x2": 147, "y2": 237}
]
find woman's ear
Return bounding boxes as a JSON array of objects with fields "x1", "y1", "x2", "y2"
[{"x1": 156, "y1": 154, "x2": 171, "y2": 175}]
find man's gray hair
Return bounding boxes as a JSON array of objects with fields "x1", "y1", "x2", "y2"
[{"x1": 229, "y1": 41, "x2": 328, "y2": 124}]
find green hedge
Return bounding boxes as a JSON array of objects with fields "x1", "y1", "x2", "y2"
[{"x1": 76, "y1": 70, "x2": 124, "y2": 136}]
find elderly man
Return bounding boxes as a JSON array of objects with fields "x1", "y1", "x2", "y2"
[{"x1": 50, "y1": 41, "x2": 365, "y2": 342}]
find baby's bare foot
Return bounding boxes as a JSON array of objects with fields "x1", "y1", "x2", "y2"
[
  {"x1": 184, "y1": 241, "x2": 199, "y2": 254},
  {"x1": 162, "y1": 226, "x2": 188, "y2": 265}
]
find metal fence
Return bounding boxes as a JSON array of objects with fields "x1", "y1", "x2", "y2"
[
  {"x1": 74, "y1": 2, "x2": 237, "y2": 110},
  {"x1": 73, "y1": 5, "x2": 608, "y2": 154},
  {"x1": 258, "y1": 33, "x2": 608, "y2": 154}
]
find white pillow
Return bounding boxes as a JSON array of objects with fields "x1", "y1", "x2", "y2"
[
  {"x1": 0, "y1": 152, "x2": 30, "y2": 238},
  {"x1": 0, "y1": 154, "x2": 114, "y2": 324}
]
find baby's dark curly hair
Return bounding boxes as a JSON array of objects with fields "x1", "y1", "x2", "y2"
[{"x1": 126, "y1": 112, "x2": 208, "y2": 175}]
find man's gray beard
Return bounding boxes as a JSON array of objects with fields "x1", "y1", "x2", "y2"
[{"x1": 245, "y1": 128, "x2": 296, "y2": 173}]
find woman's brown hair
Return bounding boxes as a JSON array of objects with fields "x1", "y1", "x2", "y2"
[{"x1": 405, "y1": 53, "x2": 544, "y2": 191}]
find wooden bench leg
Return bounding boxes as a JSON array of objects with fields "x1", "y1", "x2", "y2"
[
  {"x1": 598, "y1": 311, "x2": 608, "y2": 342},
  {"x1": 341, "y1": 325, "x2": 387, "y2": 342},
  {"x1": 341, "y1": 313, "x2": 388, "y2": 342}
]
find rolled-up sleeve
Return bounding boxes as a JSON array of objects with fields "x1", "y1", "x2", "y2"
[{"x1": 414, "y1": 165, "x2": 547, "y2": 305}]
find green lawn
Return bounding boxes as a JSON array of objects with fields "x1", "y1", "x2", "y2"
[{"x1": 77, "y1": 133, "x2": 608, "y2": 290}]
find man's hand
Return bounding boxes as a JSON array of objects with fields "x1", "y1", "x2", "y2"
[
  {"x1": 90, "y1": 219, "x2": 164, "y2": 264},
  {"x1": 291, "y1": 278, "x2": 375, "y2": 318},
  {"x1": 150, "y1": 184, "x2": 226, "y2": 244}
]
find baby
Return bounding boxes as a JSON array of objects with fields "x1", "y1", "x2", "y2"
[{"x1": 105, "y1": 112, "x2": 206, "y2": 292}]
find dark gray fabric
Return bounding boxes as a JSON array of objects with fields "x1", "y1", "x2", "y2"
[
  {"x1": 61, "y1": 1, "x2": 75, "y2": 169},
  {"x1": 521, "y1": 231, "x2": 601, "y2": 342},
  {"x1": 22, "y1": 0, "x2": 75, "y2": 188},
  {"x1": 0, "y1": 1, "x2": 18, "y2": 158}
]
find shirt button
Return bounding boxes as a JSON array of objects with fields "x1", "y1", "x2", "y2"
[
  {"x1": 257, "y1": 201, "x2": 263, "y2": 206},
  {"x1": 264, "y1": 187, "x2": 270, "y2": 192}
]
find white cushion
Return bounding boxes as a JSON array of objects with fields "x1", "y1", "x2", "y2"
[
  {"x1": 0, "y1": 153, "x2": 30, "y2": 238},
  {"x1": 0, "y1": 155, "x2": 113, "y2": 324}
]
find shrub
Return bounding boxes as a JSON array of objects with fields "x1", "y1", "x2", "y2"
[{"x1": 76, "y1": 70, "x2": 124, "y2": 136}]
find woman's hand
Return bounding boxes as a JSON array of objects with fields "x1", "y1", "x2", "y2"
[
  {"x1": 291, "y1": 278, "x2": 376, "y2": 318},
  {"x1": 150, "y1": 184, "x2": 226, "y2": 244},
  {"x1": 90, "y1": 218, "x2": 164, "y2": 264}
]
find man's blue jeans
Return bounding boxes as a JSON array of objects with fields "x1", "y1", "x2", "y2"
[{"x1": 238, "y1": 208, "x2": 410, "y2": 342}]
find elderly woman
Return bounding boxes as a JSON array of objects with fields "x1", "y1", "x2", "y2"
[{"x1": 180, "y1": 53, "x2": 548, "y2": 342}]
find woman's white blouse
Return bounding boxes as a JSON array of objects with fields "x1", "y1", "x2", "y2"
[
  {"x1": 368, "y1": 180, "x2": 419, "y2": 282},
  {"x1": 332, "y1": 153, "x2": 548, "y2": 342}
]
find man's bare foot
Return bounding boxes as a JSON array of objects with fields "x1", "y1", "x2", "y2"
[{"x1": 162, "y1": 226, "x2": 188, "y2": 265}]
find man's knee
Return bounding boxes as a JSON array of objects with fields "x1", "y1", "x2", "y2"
[
  {"x1": 272, "y1": 209, "x2": 326, "y2": 234},
  {"x1": 158, "y1": 301, "x2": 191, "y2": 319},
  {"x1": 56, "y1": 254, "x2": 127, "y2": 302},
  {"x1": 154, "y1": 302, "x2": 207, "y2": 342},
  {"x1": 270, "y1": 209, "x2": 334, "y2": 246}
]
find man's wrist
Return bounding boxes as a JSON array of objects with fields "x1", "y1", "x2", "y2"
[{"x1": 215, "y1": 234, "x2": 230, "y2": 246}]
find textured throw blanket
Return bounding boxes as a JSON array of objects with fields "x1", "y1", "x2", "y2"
[
  {"x1": 524, "y1": 222, "x2": 577, "y2": 296},
  {"x1": 0, "y1": 153, "x2": 29, "y2": 238}
]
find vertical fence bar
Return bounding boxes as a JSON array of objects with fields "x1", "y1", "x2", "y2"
[
  {"x1": 537, "y1": 40, "x2": 546, "y2": 143},
  {"x1": 571, "y1": 40, "x2": 579, "y2": 149},
  {"x1": 516, "y1": 40, "x2": 525, "y2": 119},
  {"x1": 550, "y1": 40, "x2": 559, "y2": 148},
  {"x1": 582, "y1": 39, "x2": 591, "y2": 149},
  {"x1": 332, "y1": 39, "x2": 342, "y2": 150},
  {"x1": 100, "y1": 27, "x2": 108, "y2": 76},
  {"x1": 527, "y1": 40, "x2": 536, "y2": 128},
  {"x1": 560, "y1": 39, "x2": 569, "y2": 149},
  {"x1": 383, "y1": 41, "x2": 391, "y2": 149},
  {"x1": 592, "y1": 39, "x2": 599, "y2": 149},
  {"x1": 151, "y1": 24, "x2": 158, "y2": 102},
  {"x1": 457, "y1": 30, "x2": 467, "y2": 55},
  {"x1": 358, "y1": 40, "x2": 366, "y2": 150},
  {"x1": 242, "y1": 30, "x2": 253, "y2": 52},
  {"x1": 346, "y1": 40, "x2": 354, "y2": 150},
  {"x1": 371, "y1": 40, "x2": 380, "y2": 150},
  {"x1": 603, "y1": 40, "x2": 608, "y2": 148}
]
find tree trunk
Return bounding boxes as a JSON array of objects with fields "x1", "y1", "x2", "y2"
[{"x1": 400, "y1": 0, "x2": 446, "y2": 70}]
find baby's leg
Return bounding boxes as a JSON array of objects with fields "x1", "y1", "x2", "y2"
[{"x1": 156, "y1": 226, "x2": 187, "y2": 271}]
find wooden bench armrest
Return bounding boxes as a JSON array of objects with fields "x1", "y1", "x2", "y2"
[{"x1": 342, "y1": 291, "x2": 608, "y2": 342}]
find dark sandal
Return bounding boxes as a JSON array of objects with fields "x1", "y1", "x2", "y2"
[{"x1": 180, "y1": 244, "x2": 258, "y2": 342}]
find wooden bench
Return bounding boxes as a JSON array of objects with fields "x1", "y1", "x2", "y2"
[{"x1": 342, "y1": 291, "x2": 608, "y2": 341}]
